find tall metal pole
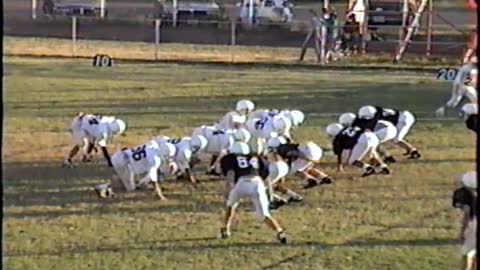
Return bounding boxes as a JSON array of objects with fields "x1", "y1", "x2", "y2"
[
  {"x1": 173, "y1": 0, "x2": 178, "y2": 27},
  {"x1": 400, "y1": 0, "x2": 408, "y2": 46},
  {"x1": 155, "y1": 19, "x2": 161, "y2": 60},
  {"x1": 426, "y1": 0, "x2": 433, "y2": 56},
  {"x1": 100, "y1": 0, "x2": 106, "y2": 18},
  {"x1": 32, "y1": 0, "x2": 37, "y2": 19},
  {"x1": 72, "y1": 16, "x2": 77, "y2": 56},
  {"x1": 248, "y1": 0, "x2": 254, "y2": 26}
]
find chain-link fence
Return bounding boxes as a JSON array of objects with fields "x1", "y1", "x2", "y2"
[{"x1": 4, "y1": 1, "x2": 475, "y2": 63}]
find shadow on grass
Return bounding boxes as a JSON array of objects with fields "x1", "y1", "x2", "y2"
[{"x1": 3, "y1": 237, "x2": 457, "y2": 259}]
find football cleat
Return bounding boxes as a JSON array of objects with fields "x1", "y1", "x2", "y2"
[
  {"x1": 361, "y1": 166, "x2": 376, "y2": 178},
  {"x1": 319, "y1": 176, "x2": 333, "y2": 185},
  {"x1": 383, "y1": 156, "x2": 396, "y2": 164},
  {"x1": 62, "y1": 159, "x2": 75, "y2": 168},
  {"x1": 277, "y1": 231, "x2": 287, "y2": 244},
  {"x1": 408, "y1": 150, "x2": 421, "y2": 160},
  {"x1": 206, "y1": 169, "x2": 221, "y2": 176},
  {"x1": 269, "y1": 200, "x2": 287, "y2": 210},
  {"x1": 288, "y1": 196, "x2": 303, "y2": 203},
  {"x1": 94, "y1": 184, "x2": 115, "y2": 198},
  {"x1": 220, "y1": 228, "x2": 231, "y2": 239},
  {"x1": 379, "y1": 167, "x2": 391, "y2": 175},
  {"x1": 303, "y1": 178, "x2": 319, "y2": 189}
]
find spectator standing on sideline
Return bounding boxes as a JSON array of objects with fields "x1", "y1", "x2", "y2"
[
  {"x1": 343, "y1": 13, "x2": 361, "y2": 54},
  {"x1": 299, "y1": 9, "x2": 325, "y2": 63}
]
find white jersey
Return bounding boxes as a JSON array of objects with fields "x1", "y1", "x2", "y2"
[
  {"x1": 204, "y1": 129, "x2": 235, "y2": 154},
  {"x1": 215, "y1": 111, "x2": 247, "y2": 130},
  {"x1": 249, "y1": 109, "x2": 279, "y2": 121},
  {"x1": 153, "y1": 137, "x2": 192, "y2": 173},
  {"x1": 124, "y1": 141, "x2": 162, "y2": 178},
  {"x1": 82, "y1": 120, "x2": 114, "y2": 147}
]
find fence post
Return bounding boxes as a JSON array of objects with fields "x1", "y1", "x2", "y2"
[
  {"x1": 231, "y1": 20, "x2": 236, "y2": 46},
  {"x1": 399, "y1": 0, "x2": 408, "y2": 45},
  {"x1": 100, "y1": 0, "x2": 106, "y2": 18},
  {"x1": 248, "y1": 0, "x2": 254, "y2": 26},
  {"x1": 32, "y1": 0, "x2": 37, "y2": 19},
  {"x1": 72, "y1": 16, "x2": 77, "y2": 56},
  {"x1": 230, "y1": 20, "x2": 236, "y2": 63},
  {"x1": 173, "y1": 0, "x2": 178, "y2": 27},
  {"x1": 426, "y1": 0, "x2": 433, "y2": 56},
  {"x1": 320, "y1": 24, "x2": 327, "y2": 64},
  {"x1": 155, "y1": 19, "x2": 161, "y2": 60}
]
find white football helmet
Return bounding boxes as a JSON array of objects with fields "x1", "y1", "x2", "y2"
[
  {"x1": 110, "y1": 119, "x2": 127, "y2": 135},
  {"x1": 462, "y1": 103, "x2": 478, "y2": 116},
  {"x1": 290, "y1": 110, "x2": 305, "y2": 126},
  {"x1": 358, "y1": 106, "x2": 377, "y2": 119},
  {"x1": 299, "y1": 142, "x2": 323, "y2": 161},
  {"x1": 233, "y1": 128, "x2": 251, "y2": 143},
  {"x1": 459, "y1": 171, "x2": 477, "y2": 189},
  {"x1": 338, "y1": 113, "x2": 356, "y2": 126},
  {"x1": 272, "y1": 116, "x2": 292, "y2": 134},
  {"x1": 236, "y1": 99, "x2": 255, "y2": 114},
  {"x1": 190, "y1": 135, "x2": 208, "y2": 153},
  {"x1": 159, "y1": 142, "x2": 176, "y2": 159},
  {"x1": 229, "y1": 141, "x2": 250, "y2": 155},
  {"x1": 326, "y1": 123, "x2": 344, "y2": 137},
  {"x1": 267, "y1": 136, "x2": 287, "y2": 149}
]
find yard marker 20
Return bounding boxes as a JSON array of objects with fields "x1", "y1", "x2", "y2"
[{"x1": 92, "y1": 54, "x2": 113, "y2": 67}]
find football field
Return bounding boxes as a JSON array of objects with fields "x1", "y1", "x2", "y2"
[{"x1": 2, "y1": 56, "x2": 475, "y2": 270}]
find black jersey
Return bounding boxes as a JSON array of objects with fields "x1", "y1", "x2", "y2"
[
  {"x1": 351, "y1": 116, "x2": 378, "y2": 131},
  {"x1": 332, "y1": 126, "x2": 364, "y2": 155},
  {"x1": 466, "y1": 114, "x2": 479, "y2": 133},
  {"x1": 220, "y1": 153, "x2": 269, "y2": 183},
  {"x1": 276, "y1": 143, "x2": 300, "y2": 165},
  {"x1": 375, "y1": 106, "x2": 400, "y2": 126}
]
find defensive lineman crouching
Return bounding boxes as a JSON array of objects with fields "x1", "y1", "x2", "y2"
[
  {"x1": 357, "y1": 106, "x2": 421, "y2": 160},
  {"x1": 64, "y1": 112, "x2": 127, "y2": 167},
  {"x1": 219, "y1": 141, "x2": 287, "y2": 243},
  {"x1": 267, "y1": 136, "x2": 333, "y2": 190},
  {"x1": 338, "y1": 112, "x2": 398, "y2": 163},
  {"x1": 452, "y1": 171, "x2": 477, "y2": 270},
  {"x1": 326, "y1": 123, "x2": 390, "y2": 177},
  {"x1": 94, "y1": 140, "x2": 176, "y2": 200}
]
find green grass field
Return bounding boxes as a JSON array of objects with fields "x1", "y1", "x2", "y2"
[{"x1": 2, "y1": 56, "x2": 475, "y2": 270}]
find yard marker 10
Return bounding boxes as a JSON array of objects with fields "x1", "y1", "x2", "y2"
[{"x1": 92, "y1": 54, "x2": 113, "y2": 67}]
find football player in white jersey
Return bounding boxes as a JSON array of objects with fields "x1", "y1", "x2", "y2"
[
  {"x1": 94, "y1": 140, "x2": 176, "y2": 200},
  {"x1": 435, "y1": 57, "x2": 478, "y2": 117},
  {"x1": 246, "y1": 115, "x2": 292, "y2": 154},
  {"x1": 202, "y1": 128, "x2": 252, "y2": 175},
  {"x1": 215, "y1": 100, "x2": 255, "y2": 130},
  {"x1": 151, "y1": 135, "x2": 208, "y2": 186},
  {"x1": 64, "y1": 113, "x2": 127, "y2": 168}
]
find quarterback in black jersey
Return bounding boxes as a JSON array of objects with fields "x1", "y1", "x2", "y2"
[
  {"x1": 357, "y1": 106, "x2": 421, "y2": 160},
  {"x1": 219, "y1": 142, "x2": 287, "y2": 244}
]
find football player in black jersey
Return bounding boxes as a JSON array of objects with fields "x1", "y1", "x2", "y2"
[
  {"x1": 462, "y1": 103, "x2": 479, "y2": 133},
  {"x1": 357, "y1": 106, "x2": 421, "y2": 160},
  {"x1": 339, "y1": 112, "x2": 398, "y2": 163},
  {"x1": 267, "y1": 137, "x2": 333, "y2": 190},
  {"x1": 326, "y1": 123, "x2": 390, "y2": 177},
  {"x1": 219, "y1": 141, "x2": 287, "y2": 244}
]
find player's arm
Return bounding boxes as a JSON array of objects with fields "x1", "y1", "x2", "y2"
[
  {"x1": 145, "y1": 166, "x2": 167, "y2": 200},
  {"x1": 184, "y1": 168, "x2": 198, "y2": 188}
]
